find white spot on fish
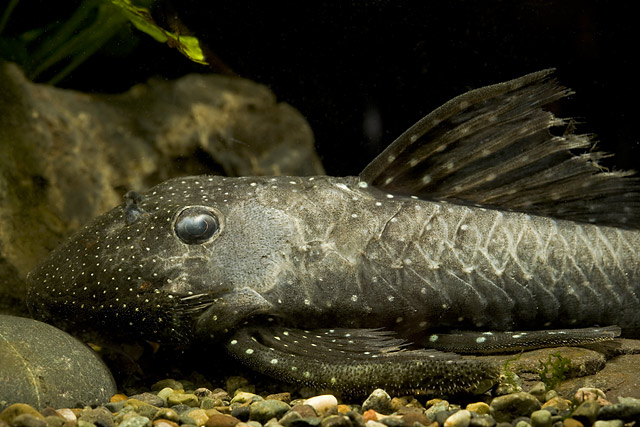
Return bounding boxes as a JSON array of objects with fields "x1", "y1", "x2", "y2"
[{"x1": 476, "y1": 336, "x2": 486, "y2": 343}]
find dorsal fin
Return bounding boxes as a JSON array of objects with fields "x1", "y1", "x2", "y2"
[{"x1": 360, "y1": 69, "x2": 640, "y2": 229}]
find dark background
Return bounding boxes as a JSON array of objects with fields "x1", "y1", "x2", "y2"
[{"x1": 50, "y1": 1, "x2": 640, "y2": 176}]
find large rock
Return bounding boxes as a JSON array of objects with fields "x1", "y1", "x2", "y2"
[
  {"x1": 490, "y1": 339, "x2": 640, "y2": 400},
  {"x1": 554, "y1": 341, "x2": 640, "y2": 401},
  {"x1": 0, "y1": 315, "x2": 116, "y2": 410},
  {"x1": 0, "y1": 62, "x2": 323, "y2": 315}
]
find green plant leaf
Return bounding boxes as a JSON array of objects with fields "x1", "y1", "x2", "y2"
[
  {"x1": 111, "y1": 0, "x2": 208, "y2": 65},
  {"x1": 538, "y1": 352, "x2": 571, "y2": 390}
]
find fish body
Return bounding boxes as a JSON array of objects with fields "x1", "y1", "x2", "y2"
[{"x1": 27, "y1": 70, "x2": 640, "y2": 394}]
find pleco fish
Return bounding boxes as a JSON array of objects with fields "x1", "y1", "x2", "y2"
[{"x1": 27, "y1": 70, "x2": 640, "y2": 395}]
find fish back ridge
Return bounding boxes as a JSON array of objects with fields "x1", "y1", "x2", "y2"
[{"x1": 360, "y1": 69, "x2": 640, "y2": 229}]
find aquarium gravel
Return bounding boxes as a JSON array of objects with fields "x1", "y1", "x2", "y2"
[{"x1": 2, "y1": 378, "x2": 639, "y2": 427}]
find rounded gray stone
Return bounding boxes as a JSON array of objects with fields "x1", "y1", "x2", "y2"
[
  {"x1": 593, "y1": 421, "x2": 624, "y2": 427},
  {"x1": 44, "y1": 416, "x2": 65, "y2": 427},
  {"x1": 469, "y1": 415, "x2": 496, "y2": 427},
  {"x1": 444, "y1": 410, "x2": 471, "y2": 427},
  {"x1": 571, "y1": 401, "x2": 600, "y2": 426},
  {"x1": 598, "y1": 397, "x2": 640, "y2": 422},
  {"x1": 249, "y1": 400, "x2": 292, "y2": 424},
  {"x1": 10, "y1": 414, "x2": 46, "y2": 427},
  {"x1": 78, "y1": 407, "x2": 115, "y2": 427},
  {"x1": 321, "y1": 415, "x2": 352, "y2": 427},
  {"x1": 379, "y1": 417, "x2": 404, "y2": 427},
  {"x1": 362, "y1": 389, "x2": 393, "y2": 415},
  {"x1": 0, "y1": 315, "x2": 116, "y2": 410},
  {"x1": 278, "y1": 411, "x2": 303, "y2": 427},
  {"x1": 118, "y1": 416, "x2": 150, "y2": 427},
  {"x1": 530, "y1": 410, "x2": 552, "y2": 427},
  {"x1": 130, "y1": 392, "x2": 165, "y2": 408},
  {"x1": 489, "y1": 393, "x2": 541, "y2": 424}
]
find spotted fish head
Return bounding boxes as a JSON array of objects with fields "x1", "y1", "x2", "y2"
[{"x1": 27, "y1": 175, "x2": 305, "y2": 345}]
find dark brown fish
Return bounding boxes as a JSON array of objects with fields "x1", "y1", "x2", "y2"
[{"x1": 27, "y1": 70, "x2": 640, "y2": 395}]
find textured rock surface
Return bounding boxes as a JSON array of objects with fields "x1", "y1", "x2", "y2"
[
  {"x1": 0, "y1": 62, "x2": 322, "y2": 316},
  {"x1": 555, "y1": 353, "x2": 640, "y2": 402},
  {"x1": 497, "y1": 346, "x2": 607, "y2": 382},
  {"x1": 0, "y1": 315, "x2": 116, "y2": 411},
  {"x1": 488, "y1": 343, "x2": 640, "y2": 401}
]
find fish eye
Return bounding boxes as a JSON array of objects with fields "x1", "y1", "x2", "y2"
[{"x1": 174, "y1": 207, "x2": 220, "y2": 244}]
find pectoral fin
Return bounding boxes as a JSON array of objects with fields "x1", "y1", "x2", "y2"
[
  {"x1": 190, "y1": 287, "x2": 274, "y2": 339},
  {"x1": 422, "y1": 326, "x2": 621, "y2": 354},
  {"x1": 224, "y1": 325, "x2": 500, "y2": 395}
]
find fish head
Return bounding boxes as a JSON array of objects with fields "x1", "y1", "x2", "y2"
[{"x1": 26, "y1": 175, "x2": 303, "y2": 345}]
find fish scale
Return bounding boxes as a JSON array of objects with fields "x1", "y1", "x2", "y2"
[
  {"x1": 27, "y1": 70, "x2": 640, "y2": 394},
  {"x1": 256, "y1": 181, "x2": 640, "y2": 333}
]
